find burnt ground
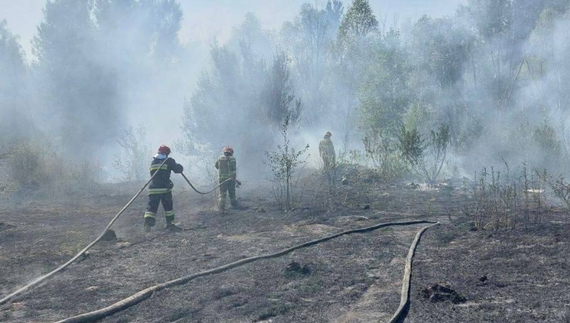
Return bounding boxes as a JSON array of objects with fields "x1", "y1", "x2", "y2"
[{"x1": 0, "y1": 171, "x2": 569, "y2": 323}]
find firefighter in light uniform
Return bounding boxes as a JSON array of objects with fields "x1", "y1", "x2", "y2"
[
  {"x1": 144, "y1": 145, "x2": 184, "y2": 232},
  {"x1": 319, "y1": 131, "x2": 336, "y2": 171},
  {"x1": 215, "y1": 146, "x2": 237, "y2": 212}
]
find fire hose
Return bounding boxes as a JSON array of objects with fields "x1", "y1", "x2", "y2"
[
  {"x1": 54, "y1": 220, "x2": 439, "y2": 323},
  {"x1": 181, "y1": 173, "x2": 234, "y2": 195},
  {"x1": 0, "y1": 158, "x2": 228, "y2": 306},
  {"x1": 387, "y1": 222, "x2": 439, "y2": 323}
]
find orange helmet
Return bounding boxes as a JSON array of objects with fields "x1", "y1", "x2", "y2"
[
  {"x1": 158, "y1": 145, "x2": 171, "y2": 154},
  {"x1": 222, "y1": 146, "x2": 234, "y2": 155},
  {"x1": 325, "y1": 131, "x2": 332, "y2": 137}
]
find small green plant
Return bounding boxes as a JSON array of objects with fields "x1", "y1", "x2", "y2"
[
  {"x1": 398, "y1": 123, "x2": 451, "y2": 185},
  {"x1": 265, "y1": 108, "x2": 309, "y2": 210}
]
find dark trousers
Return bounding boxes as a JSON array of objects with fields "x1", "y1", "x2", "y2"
[{"x1": 144, "y1": 192, "x2": 175, "y2": 226}]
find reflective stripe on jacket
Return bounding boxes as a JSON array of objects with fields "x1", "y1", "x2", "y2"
[
  {"x1": 148, "y1": 157, "x2": 183, "y2": 192},
  {"x1": 215, "y1": 155, "x2": 236, "y2": 181}
]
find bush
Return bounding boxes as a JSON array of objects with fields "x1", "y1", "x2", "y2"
[
  {"x1": 8, "y1": 139, "x2": 102, "y2": 190},
  {"x1": 362, "y1": 131, "x2": 407, "y2": 182},
  {"x1": 398, "y1": 123, "x2": 451, "y2": 185},
  {"x1": 463, "y1": 163, "x2": 548, "y2": 231},
  {"x1": 8, "y1": 141, "x2": 55, "y2": 188},
  {"x1": 265, "y1": 110, "x2": 309, "y2": 210}
]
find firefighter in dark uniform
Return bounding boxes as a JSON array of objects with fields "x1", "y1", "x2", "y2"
[
  {"x1": 144, "y1": 145, "x2": 184, "y2": 232},
  {"x1": 215, "y1": 146, "x2": 237, "y2": 213}
]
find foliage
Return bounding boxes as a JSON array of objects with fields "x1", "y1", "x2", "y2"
[
  {"x1": 399, "y1": 123, "x2": 451, "y2": 185},
  {"x1": 264, "y1": 52, "x2": 299, "y2": 125},
  {"x1": 464, "y1": 163, "x2": 548, "y2": 230},
  {"x1": 265, "y1": 111, "x2": 309, "y2": 210},
  {"x1": 113, "y1": 125, "x2": 151, "y2": 182},
  {"x1": 4, "y1": 0, "x2": 570, "y2": 192},
  {"x1": 0, "y1": 20, "x2": 31, "y2": 147},
  {"x1": 398, "y1": 127, "x2": 425, "y2": 167},
  {"x1": 533, "y1": 119, "x2": 561, "y2": 157},
  {"x1": 548, "y1": 175, "x2": 570, "y2": 210},
  {"x1": 280, "y1": 1, "x2": 343, "y2": 127},
  {"x1": 263, "y1": 54, "x2": 307, "y2": 209},
  {"x1": 358, "y1": 30, "x2": 411, "y2": 138},
  {"x1": 338, "y1": 0, "x2": 378, "y2": 46},
  {"x1": 33, "y1": 0, "x2": 183, "y2": 157},
  {"x1": 362, "y1": 131, "x2": 407, "y2": 182},
  {"x1": 181, "y1": 15, "x2": 276, "y2": 173},
  {"x1": 8, "y1": 139, "x2": 101, "y2": 188},
  {"x1": 411, "y1": 16, "x2": 473, "y2": 90}
]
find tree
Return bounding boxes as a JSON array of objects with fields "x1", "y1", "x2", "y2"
[
  {"x1": 181, "y1": 42, "x2": 268, "y2": 158},
  {"x1": 280, "y1": 1, "x2": 344, "y2": 127},
  {"x1": 264, "y1": 52, "x2": 299, "y2": 125},
  {"x1": 464, "y1": 0, "x2": 546, "y2": 107},
  {"x1": 33, "y1": 0, "x2": 120, "y2": 157},
  {"x1": 408, "y1": 16, "x2": 474, "y2": 149},
  {"x1": 411, "y1": 16, "x2": 473, "y2": 90},
  {"x1": 95, "y1": 0, "x2": 183, "y2": 65},
  {"x1": 181, "y1": 14, "x2": 276, "y2": 177},
  {"x1": 358, "y1": 30, "x2": 411, "y2": 138},
  {"x1": 265, "y1": 104, "x2": 308, "y2": 210},
  {"x1": 33, "y1": 0, "x2": 185, "y2": 159},
  {"x1": 0, "y1": 20, "x2": 30, "y2": 147},
  {"x1": 338, "y1": 0, "x2": 378, "y2": 46}
]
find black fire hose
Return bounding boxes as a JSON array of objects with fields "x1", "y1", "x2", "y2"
[{"x1": 180, "y1": 173, "x2": 232, "y2": 195}]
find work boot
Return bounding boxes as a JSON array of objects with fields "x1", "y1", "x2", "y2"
[
  {"x1": 144, "y1": 217, "x2": 155, "y2": 232},
  {"x1": 230, "y1": 200, "x2": 239, "y2": 208},
  {"x1": 166, "y1": 222, "x2": 183, "y2": 232}
]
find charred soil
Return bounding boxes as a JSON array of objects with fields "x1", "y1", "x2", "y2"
[{"x1": 0, "y1": 173, "x2": 569, "y2": 322}]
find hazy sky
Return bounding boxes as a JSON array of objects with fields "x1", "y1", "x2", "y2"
[{"x1": 1, "y1": 0, "x2": 466, "y2": 61}]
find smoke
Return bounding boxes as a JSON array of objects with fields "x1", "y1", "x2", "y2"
[{"x1": 4, "y1": 0, "x2": 570, "y2": 186}]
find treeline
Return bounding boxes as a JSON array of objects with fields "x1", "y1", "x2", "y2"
[
  {"x1": 1, "y1": 0, "x2": 185, "y2": 185},
  {"x1": 2, "y1": 0, "x2": 570, "y2": 187},
  {"x1": 182, "y1": 0, "x2": 570, "y2": 179}
]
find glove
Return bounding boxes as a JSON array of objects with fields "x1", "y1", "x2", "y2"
[{"x1": 235, "y1": 180, "x2": 242, "y2": 188}]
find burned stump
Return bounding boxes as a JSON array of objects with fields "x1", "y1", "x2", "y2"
[{"x1": 420, "y1": 283, "x2": 466, "y2": 304}]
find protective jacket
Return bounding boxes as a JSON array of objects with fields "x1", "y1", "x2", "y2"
[
  {"x1": 319, "y1": 138, "x2": 335, "y2": 166},
  {"x1": 148, "y1": 155, "x2": 183, "y2": 195},
  {"x1": 215, "y1": 155, "x2": 236, "y2": 181}
]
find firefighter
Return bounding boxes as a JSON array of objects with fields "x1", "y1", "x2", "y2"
[
  {"x1": 215, "y1": 146, "x2": 238, "y2": 213},
  {"x1": 144, "y1": 145, "x2": 184, "y2": 232},
  {"x1": 319, "y1": 131, "x2": 336, "y2": 171}
]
